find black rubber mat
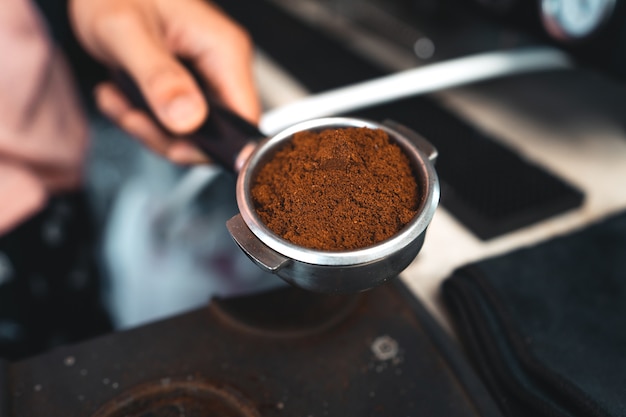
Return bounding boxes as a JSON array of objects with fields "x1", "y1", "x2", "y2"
[
  {"x1": 215, "y1": 0, "x2": 584, "y2": 239},
  {"x1": 442, "y1": 209, "x2": 626, "y2": 417}
]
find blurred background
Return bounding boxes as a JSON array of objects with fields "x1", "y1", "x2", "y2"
[
  {"x1": 29, "y1": 0, "x2": 626, "y2": 328},
  {"x1": 4, "y1": 1, "x2": 626, "y2": 415}
]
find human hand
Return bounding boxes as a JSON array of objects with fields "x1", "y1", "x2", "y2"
[{"x1": 69, "y1": 0, "x2": 260, "y2": 164}]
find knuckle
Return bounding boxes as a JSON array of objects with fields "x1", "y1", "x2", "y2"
[
  {"x1": 233, "y1": 25, "x2": 254, "y2": 51},
  {"x1": 93, "y1": 7, "x2": 141, "y2": 39},
  {"x1": 223, "y1": 29, "x2": 255, "y2": 62},
  {"x1": 218, "y1": 18, "x2": 253, "y2": 52}
]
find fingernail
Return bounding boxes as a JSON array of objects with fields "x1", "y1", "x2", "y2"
[
  {"x1": 167, "y1": 143, "x2": 211, "y2": 165},
  {"x1": 163, "y1": 94, "x2": 204, "y2": 131}
]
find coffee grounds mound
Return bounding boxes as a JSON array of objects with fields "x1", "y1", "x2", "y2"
[{"x1": 251, "y1": 127, "x2": 419, "y2": 251}]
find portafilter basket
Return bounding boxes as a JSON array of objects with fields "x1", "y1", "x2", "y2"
[
  {"x1": 228, "y1": 117, "x2": 439, "y2": 293},
  {"x1": 116, "y1": 72, "x2": 440, "y2": 293}
]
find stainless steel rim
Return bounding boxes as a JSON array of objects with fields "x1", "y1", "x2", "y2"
[{"x1": 236, "y1": 117, "x2": 440, "y2": 266}]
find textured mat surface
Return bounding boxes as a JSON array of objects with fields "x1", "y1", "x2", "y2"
[{"x1": 443, "y1": 210, "x2": 626, "y2": 417}]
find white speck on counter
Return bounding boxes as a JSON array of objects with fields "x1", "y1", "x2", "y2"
[
  {"x1": 63, "y1": 356, "x2": 75, "y2": 366},
  {"x1": 371, "y1": 335, "x2": 399, "y2": 361},
  {"x1": 33, "y1": 384, "x2": 42, "y2": 392}
]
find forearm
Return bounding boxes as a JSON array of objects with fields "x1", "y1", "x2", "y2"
[{"x1": 0, "y1": 0, "x2": 88, "y2": 235}]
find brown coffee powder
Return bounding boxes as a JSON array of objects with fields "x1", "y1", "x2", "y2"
[{"x1": 251, "y1": 127, "x2": 419, "y2": 251}]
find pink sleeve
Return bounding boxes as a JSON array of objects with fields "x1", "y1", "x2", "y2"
[{"x1": 0, "y1": 0, "x2": 88, "y2": 234}]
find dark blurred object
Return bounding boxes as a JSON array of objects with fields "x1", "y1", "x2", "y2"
[
  {"x1": 336, "y1": 0, "x2": 626, "y2": 80},
  {"x1": 443, "y1": 209, "x2": 626, "y2": 417},
  {"x1": 468, "y1": 0, "x2": 626, "y2": 80},
  {"x1": 325, "y1": 0, "x2": 542, "y2": 63},
  {"x1": 0, "y1": 191, "x2": 113, "y2": 361}
]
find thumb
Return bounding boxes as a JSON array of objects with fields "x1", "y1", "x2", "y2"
[
  {"x1": 137, "y1": 60, "x2": 208, "y2": 134},
  {"x1": 101, "y1": 17, "x2": 208, "y2": 134}
]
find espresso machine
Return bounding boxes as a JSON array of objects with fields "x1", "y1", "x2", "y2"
[{"x1": 4, "y1": 0, "x2": 626, "y2": 415}]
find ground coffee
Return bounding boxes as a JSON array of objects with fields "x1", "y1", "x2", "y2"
[{"x1": 251, "y1": 127, "x2": 419, "y2": 251}]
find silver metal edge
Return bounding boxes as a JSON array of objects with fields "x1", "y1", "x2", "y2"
[{"x1": 236, "y1": 117, "x2": 440, "y2": 266}]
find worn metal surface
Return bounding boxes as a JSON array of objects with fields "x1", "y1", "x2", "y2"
[
  {"x1": 92, "y1": 378, "x2": 261, "y2": 417},
  {"x1": 2, "y1": 281, "x2": 501, "y2": 416}
]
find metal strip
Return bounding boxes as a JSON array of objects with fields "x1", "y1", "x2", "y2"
[{"x1": 260, "y1": 47, "x2": 573, "y2": 134}]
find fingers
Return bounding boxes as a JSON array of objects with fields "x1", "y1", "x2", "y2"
[
  {"x1": 69, "y1": 0, "x2": 262, "y2": 163},
  {"x1": 167, "y1": 141, "x2": 212, "y2": 165},
  {"x1": 95, "y1": 82, "x2": 210, "y2": 164},
  {"x1": 195, "y1": 38, "x2": 261, "y2": 125},
  {"x1": 161, "y1": 0, "x2": 262, "y2": 124},
  {"x1": 96, "y1": 82, "x2": 171, "y2": 153},
  {"x1": 88, "y1": 5, "x2": 208, "y2": 134}
]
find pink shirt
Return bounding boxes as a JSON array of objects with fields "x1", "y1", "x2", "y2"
[{"x1": 0, "y1": 0, "x2": 88, "y2": 235}]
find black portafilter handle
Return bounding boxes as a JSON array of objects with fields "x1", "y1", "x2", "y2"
[{"x1": 112, "y1": 68, "x2": 264, "y2": 173}]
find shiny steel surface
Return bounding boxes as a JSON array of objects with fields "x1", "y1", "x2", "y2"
[{"x1": 227, "y1": 117, "x2": 440, "y2": 293}]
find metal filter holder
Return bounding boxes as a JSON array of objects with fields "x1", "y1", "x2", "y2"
[
  {"x1": 227, "y1": 117, "x2": 439, "y2": 293},
  {"x1": 116, "y1": 71, "x2": 440, "y2": 293}
]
